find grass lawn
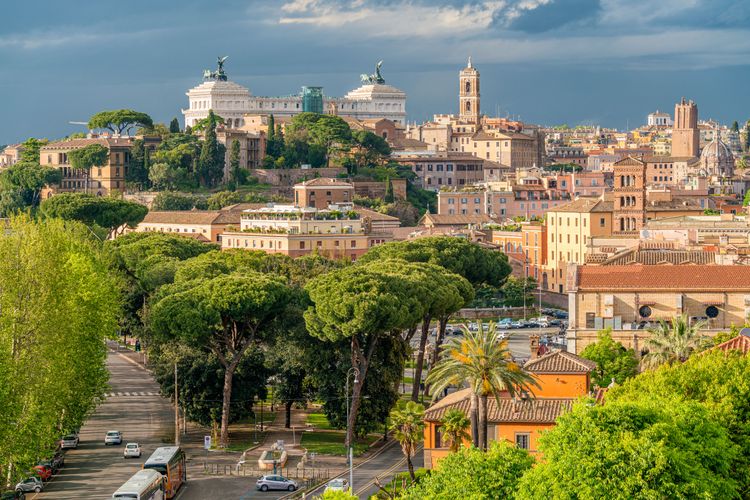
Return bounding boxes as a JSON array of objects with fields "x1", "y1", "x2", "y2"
[
  {"x1": 305, "y1": 412, "x2": 334, "y2": 430},
  {"x1": 215, "y1": 432, "x2": 267, "y2": 452},
  {"x1": 299, "y1": 430, "x2": 377, "y2": 457}
]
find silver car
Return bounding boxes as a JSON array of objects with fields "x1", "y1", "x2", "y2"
[
  {"x1": 325, "y1": 478, "x2": 349, "y2": 492},
  {"x1": 15, "y1": 477, "x2": 43, "y2": 493},
  {"x1": 256, "y1": 475, "x2": 298, "y2": 492},
  {"x1": 61, "y1": 434, "x2": 79, "y2": 449},
  {"x1": 104, "y1": 430, "x2": 122, "y2": 445}
]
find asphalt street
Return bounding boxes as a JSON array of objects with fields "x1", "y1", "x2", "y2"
[{"x1": 33, "y1": 348, "x2": 174, "y2": 499}]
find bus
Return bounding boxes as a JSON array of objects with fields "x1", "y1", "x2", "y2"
[
  {"x1": 112, "y1": 469, "x2": 165, "y2": 500},
  {"x1": 143, "y1": 446, "x2": 186, "y2": 499}
]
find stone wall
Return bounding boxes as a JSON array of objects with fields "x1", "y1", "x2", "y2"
[{"x1": 250, "y1": 168, "x2": 346, "y2": 186}]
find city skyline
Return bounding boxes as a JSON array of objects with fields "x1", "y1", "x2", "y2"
[{"x1": 2, "y1": 0, "x2": 749, "y2": 143}]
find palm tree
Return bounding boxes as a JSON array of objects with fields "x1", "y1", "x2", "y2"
[
  {"x1": 641, "y1": 314, "x2": 707, "y2": 370},
  {"x1": 441, "y1": 408, "x2": 470, "y2": 452},
  {"x1": 389, "y1": 400, "x2": 425, "y2": 481},
  {"x1": 427, "y1": 324, "x2": 539, "y2": 450}
]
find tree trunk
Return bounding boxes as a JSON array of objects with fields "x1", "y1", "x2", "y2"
[
  {"x1": 219, "y1": 363, "x2": 236, "y2": 448},
  {"x1": 345, "y1": 335, "x2": 378, "y2": 448},
  {"x1": 470, "y1": 393, "x2": 479, "y2": 448},
  {"x1": 478, "y1": 394, "x2": 488, "y2": 451},
  {"x1": 285, "y1": 401, "x2": 292, "y2": 429},
  {"x1": 406, "y1": 452, "x2": 415, "y2": 481},
  {"x1": 411, "y1": 315, "x2": 431, "y2": 402},
  {"x1": 425, "y1": 315, "x2": 449, "y2": 398}
]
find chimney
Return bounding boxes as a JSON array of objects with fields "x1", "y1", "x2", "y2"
[{"x1": 529, "y1": 335, "x2": 540, "y2": 359}]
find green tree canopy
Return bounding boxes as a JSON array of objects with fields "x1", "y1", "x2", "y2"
[
  {"x1": 0, "y1": 162, "x2": 61, "y2": 213},
  {"x1": 501, "y1": 276, "x2": 537, "y2": 307},
  {"x1": 149, "y1": 272, "x2": 291, "y2": 447},
  {"x1": 19, "y1": 137, "x2": 49, "y2": 163},
  {"x1": 88, "y1": 109, "x2": 153, "y2": 135},
  {"x1": 404, "y1": 441, "x2": 534, "y2": 500},
  {"x1": 304, "y1": 261, "x2": 424, "y2": 446},
  {"x1": 516, "y1": 401, "x2": 738, "y2": 500},
  {"x1": 441, "y1": 408, "x2": 470, "y2": 453},
  {"x1": 169, "y1": 118, "x2": 181, "y2": 134},
  {"x1": 151, "y1": 191, "x2": 202, "y2": 211},
  {"x1": 0, "y1": 216, "x2": 120, "y2": 482},
  {"x1": 641, "y1": 314, "x2": 707, "y2": 370},
  {"x1": 40, "y1": 193, "x2": 147, "y2": 238},
  {"x1": 579, "y1": 328, "x2": 638, "y2": 388},
  {"x1": 607, "y1": 350, "x2": 750, "y2": 494}
]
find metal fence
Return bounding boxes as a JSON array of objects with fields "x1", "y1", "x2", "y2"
[{"x1": 202, "y1": 461, "x2": 330, "y2": 483}]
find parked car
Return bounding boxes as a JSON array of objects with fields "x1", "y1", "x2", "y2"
[
  {"x1": 497, "y1": 319, "x2": 512, "y2": 329},
  {"x1": 1, "y1": 490, "x2": 25, "y2": 499},
  {"x1": 468, "y1": 322, "x2": 478, "y2": 332},
  {"x1": 36, "y1": 455, "x2": 62, "y2": 475},
  {"x1": 14, "y1": 478, "x2": 42, "y2": 494},
  {"x1": 256, "y1": 475, "x2": 298, "y2": 492},
  {"x1": 549, "y1": 318, "x2": 561, "y2": 326},
  {"x1": 60, "y1": 434, "x2": 78, "y2": 449},
  {"x1": 104, "y1": 430, "x2": 122, "y2": 445},
  {"x1": 510, "y1": 321, "x2": 523, "y2": 328},
  {"x1": 325, "y1": 478, "x2": 349, "y2": 492},
  {"x1": 123, "y1": 443, "x2": 142, "y2": 458},
  {"x1": 497, "y1": 332, "x2": 508, "y2": 341},
  {"x1": 444, "y1": 324, "x2": 456, "y2": 335},
  {"x1": 33, "y1": 465, "x2": 52, "y2": 481}
]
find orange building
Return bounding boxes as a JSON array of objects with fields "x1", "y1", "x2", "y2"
[
  {"x1": 423, "y1": 349, "x2": 595, "y2": 468},
  {"x1": 294, "y1": 178, "x2": 354, "y2": 209}
]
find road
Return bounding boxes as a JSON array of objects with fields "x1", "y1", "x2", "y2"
[
  {"x1": 34, "y1": 347, "x2": 174, "y2": 499},
  {"x1": 303, "y1": 440, "x2": 420, "y2": 499}
]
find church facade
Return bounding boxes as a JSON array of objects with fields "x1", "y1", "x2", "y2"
[{"x1": 182, "y1": 59, "x2": 406, "y2": 129}]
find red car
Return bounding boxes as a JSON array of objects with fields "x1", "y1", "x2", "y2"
[{"x1": 33, "y1": 465, "x2": 52, "y2": 481}]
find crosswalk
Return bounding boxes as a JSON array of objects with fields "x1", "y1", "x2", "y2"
[{"x1": 106, "y1": 391, "x2": 160, "y2": 398}]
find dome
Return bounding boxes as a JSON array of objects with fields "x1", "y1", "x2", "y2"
[{"x1": 700, "y1": 135, "x2": 734, "y2": 177}]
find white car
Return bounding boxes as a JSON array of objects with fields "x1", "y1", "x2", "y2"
[
  {"x1": 123, "y1": 442, "x2": 142, "y2": 458},
  {"x1": 104, "y1": 430, "x2": 122, "y2": 445},
  {"x1": 325, "y1": 478, "x2": 350, "y2": 492},
  {"x1": 60, "y1": 434, "x2": 79, "y2": 449}
]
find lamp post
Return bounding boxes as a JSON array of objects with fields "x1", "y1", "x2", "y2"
[{"x1": 345, "y1": 367, "x2": 360, "y2": 493}]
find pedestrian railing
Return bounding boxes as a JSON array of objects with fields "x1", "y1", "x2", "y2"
[{"x1": 202, "y1": 461, "x2": 330, "y2": 482}]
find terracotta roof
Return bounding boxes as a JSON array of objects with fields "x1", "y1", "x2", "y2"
[
  {"x1": 575, "y1": 265, "x2": 750, "y2": 291},
  {"x1": 419, "y1": 213, "x2": 493, "y2": 226},
  {"x1": 524, "y1": 350, "x2": 597, "y2": 374},
  {"x1": 141, "y1": 211, "x2": 224, "y2": 225},
  {"x1": 602, "y1": 248, "x2": 716, "y2": 266},
  {"x1": 710, "y1": 335, "x2": 750, "y2": 355},
  {"x1": 613, "y1": 156, "x2": 646, "y2": 166},
  {"x1": 297, "y1": 178, "x2": 353, "y2": 188},
  {"x1": 424, "y1": 388, "x2": 572, "y2": 423},
  {"x1": 549, "y1": 197, "x2": 612, "y2": 213},
  {"x1": 42, "y1": 137, "x2": 134, "y2": 150},
  {"x1": 353, "y1": 206, "x2": 400, "y2": 222}
]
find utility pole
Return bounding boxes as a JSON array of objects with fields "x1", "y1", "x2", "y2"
[{"x1": 174, "y1": 362, "x2": 180, "y2": 446}]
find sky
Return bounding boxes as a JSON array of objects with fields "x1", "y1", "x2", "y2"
[{"x1": 1, "y1": 0, "x2": 749, "y2": 144}]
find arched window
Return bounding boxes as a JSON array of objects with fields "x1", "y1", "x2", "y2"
[
  {"x1": 465, "y1": 81, "x2": 471, "y2": 93},
  {"x1": 466, "y1": 101, "x2": 471, "y2": 112}
]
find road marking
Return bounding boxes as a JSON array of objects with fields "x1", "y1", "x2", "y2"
[{"x1": 355, "y1": 444, "x2": 423, "y2": 496}]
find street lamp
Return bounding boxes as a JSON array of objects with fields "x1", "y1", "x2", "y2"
[{"x1": 345, "y1": 367, "x2": 360, "y2": 493}]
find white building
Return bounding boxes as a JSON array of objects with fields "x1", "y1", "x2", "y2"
[
  {"x1": 182, "y1": 59, "x2": 407, "y2": 128},
  {"x1": 647, "y1": 110, "x2": 672, "y2": 127}
]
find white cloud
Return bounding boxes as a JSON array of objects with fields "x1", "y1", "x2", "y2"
[
  {"x1": 278, "y1": 0, "x2": 509, "y2": 38},
  {"x1": 0, "y1": 27, "x2": 167, "y2": 50}
]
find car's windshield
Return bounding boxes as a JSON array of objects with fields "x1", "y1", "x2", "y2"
[
  {"x1": 63, "y1": 435, "x2": 75, "y2": 439},
  {"x1": 107, "y1": 432, "x2": 119, "y2": 436}
]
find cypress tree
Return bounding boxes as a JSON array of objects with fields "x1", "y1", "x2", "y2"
[
  {"x1": 169, "y1": 118, "x2": 181, "y2": 134},
  {"x1": 199, "y1": 110, "x2": 224, "y2": 187},
  {"x1": 266, "y1": 115, "x2": 276, "y2": 156},
  {"x1": 275, "y1": 123, "x2": 284, "y2": 156},
  {"x1": 229, "y1": 139, "x2": 241, "y2": 189},
  {"x1": 384, "y1": 176, "x2": 394, "y2": 202}
]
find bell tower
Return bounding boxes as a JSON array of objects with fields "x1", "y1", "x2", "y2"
[{"x1": 459, "y1": 57, "x2": 480, "y2": 125}]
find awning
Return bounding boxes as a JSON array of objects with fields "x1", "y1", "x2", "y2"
[
  {"x1": 702, "y1": 300, "x2": 725, "y2": 306},
  {"x1": 637, "y1": 301, "x2": 657, "y2": 306}
]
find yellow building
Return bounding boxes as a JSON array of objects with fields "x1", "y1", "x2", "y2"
[{"x1": 545, "y1": 197, "x2": 614, "y2": 294}]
